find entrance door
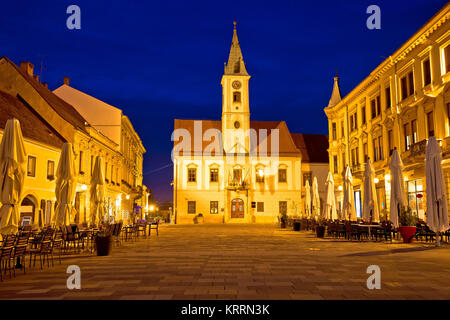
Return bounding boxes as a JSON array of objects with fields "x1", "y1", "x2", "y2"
[{"x1": 231, "y1": 198, "x2": 244, "y2": 218}]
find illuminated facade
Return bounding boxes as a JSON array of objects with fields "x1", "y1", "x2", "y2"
[
  {"x1": 173, "y1": 23, "x2": 329, "y2": 224},
  {"x1": 0, "y1": 57, "x2": 146, "y2": 225},
  {"x1": 324, "y1": 4, "x2": 450, "y2": 221}
]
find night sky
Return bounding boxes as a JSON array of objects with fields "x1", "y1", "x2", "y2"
[{"x1": 0, "y1": 0, "x2": 447, "y2": 202}]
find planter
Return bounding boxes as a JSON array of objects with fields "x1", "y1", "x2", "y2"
[
  {"x1": 316, "y1": 225, "x2": 325, "y2": 238},
  {"x1": 95, "y1": 235, "x2": 112, "y2": 256},
  {"x1": 398, "y1": 226, "x2": 417, "y2": 243},
  {"x1": 293, "y1": 221, "x2": 301, "y2": 231}
]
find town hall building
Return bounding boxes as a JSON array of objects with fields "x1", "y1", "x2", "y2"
[{"x1": 172, "y1": 23, "x2": 329, "y2": 224}]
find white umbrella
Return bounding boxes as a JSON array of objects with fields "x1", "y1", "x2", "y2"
[
  {"x1": 323, "y1": 172, "x2": 338, "y2": 220},
  {"x1": 362, "y1": 158, "x2": 379, "y2": 223},
  {"x1": 389, "y1": 149, "x2": 406, "y2": 228},
  {"x1": 343, "y1": 166, "x2": 356, "y2": 221},
  {"x1": 54, "y1": 142, "x2": 77, "y2": 227},
  {"x1": 312, "y1": 176, "x2": 321, "y2": 220},
  {"x1": 425, "y1": 136, "x2": 449, "y2": 246},
  {"x1": 0, "y1": 119, "x2": 27, "y2": 235},
  {"x1": 90, "y1": 156, "x2": 105, "y2": 226},
  {"x1": 304, "y1": 180, "x2": 311, "y2": 218}
]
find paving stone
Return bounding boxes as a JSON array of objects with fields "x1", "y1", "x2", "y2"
[{"x1": 1, "y1": 224, "x2": 449, "y2": 299}]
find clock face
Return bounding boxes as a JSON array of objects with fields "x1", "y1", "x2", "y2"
[
  {"x1": 232, "y1": 81, "x2": 241, "y2": 89},
  {"x1": 234, "y1": 121, "x2": 241, "y2": 129}
]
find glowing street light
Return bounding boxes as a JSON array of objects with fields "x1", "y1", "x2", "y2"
[
  {"x1": 384, "y1": 174, "x2": 391, "y2": 181},
  {"x1": 149, "y1": 204, "x2": 155, "y2": 212},
  {"x1": 81, "y1": 184, "x2": 87, "y2": 191},
  {"x1": 338, "y1": 185, "x2": 343, "y2": 191},
  {"x1": 258, "y1": 169, "x2": 264, "y2": 177},
  {"x1": 374, "y1": 177, "x2": 379, "y2": 184},
  {"x1": 125, "y1": 194, "x2": 130, "y2": 200}
]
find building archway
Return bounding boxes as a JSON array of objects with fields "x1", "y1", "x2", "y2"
[{"x1": 20, "y1": 194, "x2": 38, "y2": 226}]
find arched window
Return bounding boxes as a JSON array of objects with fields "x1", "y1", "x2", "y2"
[{"x1": 233, "y1": 91, "x2": 241, "y2": 102}]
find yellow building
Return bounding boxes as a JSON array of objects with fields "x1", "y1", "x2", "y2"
[
  {"x1": 173, "y1": 23, "x2": 329, "y2": 224},
  {"x1": 53, "y1": 81, "x2": 146, "y2": 221},
  {"x1": 324, "y1": 4, "x2": 450, "y2": 221},
  {"x1": 0, "y1": 56, "x2": 147, "y2": 225}
]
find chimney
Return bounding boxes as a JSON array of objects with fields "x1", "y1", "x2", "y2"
[
  {"x1": 63, "y1": 77, "x2": 70, "y2": 86},
  {"x1": 42, "y1": 82, "x2": 48, "y2": 89},
  {"x1": 20, "y1": 61, "x2": 34, "y2": 76},
  {"x1": 33, "y1": 75, "x2": 39, "y2": 83}
]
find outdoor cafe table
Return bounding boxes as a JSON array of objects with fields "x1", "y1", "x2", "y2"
[{"x1": 352, "y1": 224, "x2": 380, "y2": 240}]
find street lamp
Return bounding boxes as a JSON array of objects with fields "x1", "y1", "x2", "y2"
[
  {"x1": 126, "y1": 194, "x2": 130, "y2": 200},
  {"x1": 81, "y1": 184, "x2": 87, "y2": 191},
  {"x1": 374, "y1": 177, "x2": 379, "y2": 184}
]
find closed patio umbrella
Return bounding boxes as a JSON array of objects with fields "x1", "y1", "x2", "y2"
[
  {"x1": 362, "y1": 158, "x2": 379, "y2": 223},
  {"x1": 0, "y1": 119, "x2": 27, "y2": 235},
  {"x1": 90, "y1": 156, "x2": 105, "y2": 226},
  {"x1": 304, "y1": 180, "x2": 311, "y2": 218},
  {"x1": 54, "y1": 142, "x2": 77, "y2": 227},
  {"x1": 312, "y1": 176, "x2": 321, "y2": 220},
  {"x1": 389, "y1": 149, "x2": 406, "y2": 228},
  {"x1": 425, "y1": 136, "x2": 449, "y2": 246},
  {"x1": 343, "y1": 166, "x2": 356, "y2": 221},
  {"x1": 323, "y1": 172, "x2": 338, "y2": 220}
]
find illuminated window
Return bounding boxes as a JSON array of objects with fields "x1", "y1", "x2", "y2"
[
  {"x1": 427, "y1": 111, "x2": 434, "y2": 137},
  {"x1": 47, "y1": 160, "x2": 55, "y2": 180},
  {"x1": 333, "y1": 155, "x2": 338, "y2": 174},
  {"x1": 388, "y1": 130, "x2": 394, "y2": 156},
  {"x1": 445, "y1": 45, "x2": 450, "y2": 74},
  {"x1": 385, "y1": 86, "x2": 391, "y2": 109},
  {"x1": 188, "y1": 168, "x2": 197, "y2": 182},
  {"x1": 332, "y1": 122, "x2": 337, "y2": 140},
  {"x1": 361, "y1": 105, "x2": 366, "y2": 124},
  {"x1": 423, "y1": 58, "x2": 431, "y2": 86},
  {"x1": 188, "y1": 201, "x2": 196, "y2": 214},
  {"x1": 27, "y1": 156, "x2": 36, "y2": 177},
  {"x1": 278, "y1": 169, "x2": 287, "y2": 183},
  {"x1": 210, "y1": 168, "x2": 218, "y2": 182},
  {"x1": 363, "y1": 143, "x2": 368, "y2": 162},
  {"x1": 256, "y1": 168, "x2": 264, "y2": 183},
  {"x1": 79, "y1": 151, "x2": 84, "y2": 174},
  {"x1": 210, "y1": 201, "x2": 218, "y2": 214}
]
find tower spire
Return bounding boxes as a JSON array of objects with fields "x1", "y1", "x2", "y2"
[
  {"x1": 224, "y1": 21, "x2": 248, "y2": 75},
  {"x1": 327, "y1": 74, "x2": 342, "y2": 108}
]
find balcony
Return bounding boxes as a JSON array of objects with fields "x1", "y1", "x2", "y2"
[
  {"x1": 403, "y1": 139, "x2": 427, "y2": 165},
  {"x1": 227, "y1": 179, "x2": 249, "y2": 191}
]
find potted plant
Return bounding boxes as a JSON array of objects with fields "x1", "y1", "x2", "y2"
[
  {"x1": 95, "y1": 224, "x2": 113, "y2": 256},
  {"x1": 315, "y1": 218, "x2": 326, "y2": 238},
  {"x1": 194, "y1": 213, "x2": 204, "y2": 224},
  {"x1": 398, "y1": 206, "x2": 418, "y2": 243}
]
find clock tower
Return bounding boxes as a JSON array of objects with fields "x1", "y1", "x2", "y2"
[{"x1": 221, "y1": 21, "x2": 251, "y2": 154}]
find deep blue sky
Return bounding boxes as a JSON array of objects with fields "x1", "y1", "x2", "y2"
[{"x1": 0, "y1": 0, "x2": 447, "y2": 202}]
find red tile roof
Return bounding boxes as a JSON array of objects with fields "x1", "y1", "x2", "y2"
[
  {"x1": 0, "y1": 90, "x2": 65, "y2": 149},
  {"x1": 291, "y1": 133, "x2": 329, "y2": 163}
]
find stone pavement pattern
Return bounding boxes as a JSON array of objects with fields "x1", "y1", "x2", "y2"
[{"x1": 1, "y1": 224, "x2": 450, "y2": 300}]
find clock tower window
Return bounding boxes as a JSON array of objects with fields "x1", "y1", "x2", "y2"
[{"x1": 233, "y1": 91, "x2": 241, "y2": 102}]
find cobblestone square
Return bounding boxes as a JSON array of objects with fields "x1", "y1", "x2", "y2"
[{"x1": 1, "y1": 224, "x2": 450, "y2": 300}]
